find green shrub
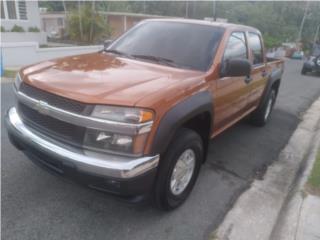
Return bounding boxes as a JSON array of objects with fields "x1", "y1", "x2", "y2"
[
  {"x1": 11, "y1": 25, "x2": 25, "y2": 32},
  {"x1": 0, "y1": 26, "x2": 5, "y2": 32},
  {"x1": 28, "y1": 26, "x2": 40, "y2": 32},
  {"x1": 263, "y1": 34, "x2": 282, "y2": 49}
]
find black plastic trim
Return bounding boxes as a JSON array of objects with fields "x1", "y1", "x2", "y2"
[
  {"x1": 151, "y1": 91, "x2": 213, "y2": 155},
  {"x1": 258, "y1": 67, "x2": 282, "y2": 109}
]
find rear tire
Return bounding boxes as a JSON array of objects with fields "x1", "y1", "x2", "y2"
[
  {"x1": 249, "y1": 89, "x2": 276, "y2": 127},
  {"x1": 153, "y1": 128, "x2": 203, "y2": 210}
]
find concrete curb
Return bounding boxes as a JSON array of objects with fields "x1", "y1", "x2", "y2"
[
  {"x1": 214, "y1": 97, "x2": 320, "y2": 240},
  {"x1": 270, "y1": 131, "x2": 320, "y2": 240}
]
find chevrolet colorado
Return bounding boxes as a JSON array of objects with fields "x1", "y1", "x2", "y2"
[{"x1": 6, "y1": 19, "x2": 284, "y2": 210}]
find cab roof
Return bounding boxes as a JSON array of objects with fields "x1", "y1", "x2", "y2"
[{"x1": 144, "y1": 18, "x2": 261, "y2": 34}]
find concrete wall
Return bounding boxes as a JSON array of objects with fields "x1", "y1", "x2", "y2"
[
  {"x1": 107, "y1": 15, "x2": 126, "y2": 39},
  {"x1": 1, "y1": 1, "x2": 41, "y2": 30},
  {"x1": 1, "y1": 42, "x2": 103, "y2": 68},
  {"x1": 102, "y1": 13, "x2": 163, "y2": 39},
  {"x1": 1, "y1": 32, "x2": 47, "y2": 45},
  {"x1": 106, "y1": 15, "x2": 149, "y2": 39}
]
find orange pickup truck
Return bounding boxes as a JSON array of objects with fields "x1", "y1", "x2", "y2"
[{"x1": 6, "y1": 19, "x2": 284, "y2": 210}]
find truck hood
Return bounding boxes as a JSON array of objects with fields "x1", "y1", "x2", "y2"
[{"x1": 21, "y1": 52, "x2": 203, "y2": 107}]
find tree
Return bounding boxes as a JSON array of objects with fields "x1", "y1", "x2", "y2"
[
  {"x1": 43, "y1": 1, "x2": 320, "y2": 48},
  {"x1": 68, "y1": 3, "x2": 111, "y2": 43}
]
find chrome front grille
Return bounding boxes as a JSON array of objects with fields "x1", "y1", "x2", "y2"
[
  {"x1": 16, "y1": 83, "x2": 89, "y2": 147},
  {"x1": 19, "y1": 82, "x2": 91, "y2": 114}
]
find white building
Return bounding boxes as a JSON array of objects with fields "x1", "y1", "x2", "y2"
[
  {"x1": 1, "y1": 0, "x2": 41, "y2": 31},
  {"x1": 1, "y1": 0, "x2": 46, "y2": 45},
  {"x1": 0, "y1": 2, "x2": 102, "y2": 68}
]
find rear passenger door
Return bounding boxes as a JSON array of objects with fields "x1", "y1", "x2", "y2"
[
  {"x1": 214, "y1": 32, "x2": 251, "y2": 132},
  {"x1": 247, "y1": 32, "x2": 268, "y2": 108}
]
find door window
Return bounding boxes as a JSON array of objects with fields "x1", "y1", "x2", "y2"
[
  {"x1": 248, "y1": 33, "x2": 263, "y2": 65},
  {"x1": 223, "y1": 32, "x2": 247, "y2": 61}
]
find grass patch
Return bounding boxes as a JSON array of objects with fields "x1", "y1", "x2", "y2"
[
  {"x1": 306, "y1": 150, "x2": 320, "y2": 195},
  {"x1": 3, "y1": 69, "x2": 17, "y2": 78}
]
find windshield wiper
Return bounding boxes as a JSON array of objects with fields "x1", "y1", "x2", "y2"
[
  {"x1": 104, "y1": 49, "x2": 133, "y2": 59},
  {"x1": 131, "y1": 54, "x2": 178, "y2": 67}
]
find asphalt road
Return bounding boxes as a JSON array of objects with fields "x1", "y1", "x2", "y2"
[{"x1": 1, "y1": 59, "x2": 320, "y2": 240}]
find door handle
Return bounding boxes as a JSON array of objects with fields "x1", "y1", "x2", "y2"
[{"x1": 244, "y1": 76, "x2": 253, "y2": 84}]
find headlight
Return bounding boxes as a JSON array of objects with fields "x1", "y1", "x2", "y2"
[
  {"x1": 91, "y1": 105, "x2": 153, "y2": 123},
  {"x1": 316, "y1": 58, "x2": 320, "y2": 66},
  {"x1": 84, "y1": 106, "x2": 154, "y2": 156},
  {"x1": 14, "y1": 73, "x2": 22, "y2": 90},
  {"x1": 84, "y1": 129, "x2": 149, "y2": 155}
]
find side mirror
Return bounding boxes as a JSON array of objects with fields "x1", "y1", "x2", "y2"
[
  {"x1": 222, "y1": 59, "x2": 252, "y2": 77},
  {"x1": 104, "y1": 40, "x2": 113, "y2": 49}
]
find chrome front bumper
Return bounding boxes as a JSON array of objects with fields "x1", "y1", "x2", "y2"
[{"x1": 6, "y1": 107, "x2": 159, "y2": 179}]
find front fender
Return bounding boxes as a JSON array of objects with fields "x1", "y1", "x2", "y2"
[{"x1": 150, "y1": 91, "x2": 213, "y2": 155}]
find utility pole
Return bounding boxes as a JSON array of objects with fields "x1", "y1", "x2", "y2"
[
  {"x1": 297, "y1": 1, "x2": 310, "y2": 43},
  {"x1": 212, "y1": 0, "x2": 216, "y2": 21},
  {"x1": 314, "y1": 24, "x2": 320, "y2": 44}
]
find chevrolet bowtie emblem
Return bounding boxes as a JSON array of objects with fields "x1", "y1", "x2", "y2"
[{"x1": 35, "y1": 100, "x2": 50, "y2": 115}]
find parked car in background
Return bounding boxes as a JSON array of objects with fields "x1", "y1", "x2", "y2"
[
  {"x1": 291, "y1": 50, "x2": 304, "y2": 60},
  {"x1": 6, "y1": 19, "x2": 284, "y2": 210},
  {"x1": 301, "y1": 43, "x2": 320, "y2": 75}
]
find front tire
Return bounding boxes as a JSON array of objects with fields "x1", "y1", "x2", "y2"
[{"x1": 153, "y1": 128, "x2": 203, "y2": 210}]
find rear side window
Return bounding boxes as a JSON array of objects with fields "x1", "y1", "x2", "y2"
[
  {"x1": 248, "y1": 32, "x2": 263, "y2": 64},
  {"x1": 223, "y1": 32, "x2": 247, "y2": 61}
]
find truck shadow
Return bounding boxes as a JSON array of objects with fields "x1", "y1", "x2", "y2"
[{"x1": 205, "y1": 108, "x2": 299, "y2": 182}]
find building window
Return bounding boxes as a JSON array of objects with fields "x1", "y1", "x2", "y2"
[
  {"x1": 0, "y1": 1, "x2": 5, "y2": 19},
  {"x1": 1, "y1": 0, "x2": 28, "y2": 20},
  {"x1": 7, "y1": 0, "x2": 17, "y2": 19},
  {"x1": 18, "y1": 0, "x2": 27, "y2": 20}
]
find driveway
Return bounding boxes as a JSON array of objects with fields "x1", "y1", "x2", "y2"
[{"x1": 1, "y1": 59, "x2": 320, "y2": 240}]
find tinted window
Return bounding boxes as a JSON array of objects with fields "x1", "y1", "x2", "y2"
[
  {"x1": 109, "y1": 21, "x2": 224, "y2": 71},
  {"x1": 223, "y1": 32, "x2": 247, "y2": 61},
  {"x1": 248, "y1": 33, "x2": 263, "y2": 64}
]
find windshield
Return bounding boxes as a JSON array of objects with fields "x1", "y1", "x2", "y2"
[{"x1": 108, "y1": 21, "x2": 224, "y2": 71}]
